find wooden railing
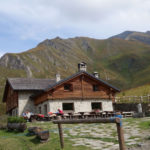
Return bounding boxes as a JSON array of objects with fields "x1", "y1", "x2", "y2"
[{"x1": 115, "y1": 95, "x2": 150, "y2": 103}]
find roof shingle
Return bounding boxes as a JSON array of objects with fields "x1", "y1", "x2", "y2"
[{"x1": 8, "y1": 78, "x2": 56, "y2": 90}]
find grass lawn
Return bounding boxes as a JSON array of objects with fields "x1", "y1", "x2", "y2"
[
  {"x1": 0, "y1": 118, "x2": 150, "y2": 150},
  {"x1": 0, "y1": 122, "x2": 91, "y2": 150}
]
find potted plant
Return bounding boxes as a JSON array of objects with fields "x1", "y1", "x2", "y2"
[{"x1": 7, "y1": 116, "x2": 27, "y2": 132}]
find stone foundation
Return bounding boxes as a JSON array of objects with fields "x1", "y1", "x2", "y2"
[{"x1": 36, "y1": 99, "x2": 113, "y2": 114}]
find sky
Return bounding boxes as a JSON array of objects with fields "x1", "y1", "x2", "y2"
[{"x1": 0, "y1": 0, "x2": 150, "y2": 58}]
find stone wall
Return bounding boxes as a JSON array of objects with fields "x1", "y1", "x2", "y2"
[
  {"x1": 12, "y1": 107, "x2": 18, "y2": 116},
  {"x1": 18, "y1": 91, "x2": 35, "y2": 116},
  {"x1": 16, "y1": 91, "x2": 113, "y2": 116},
  {"x1": 113, "y1": 103, "x2": 150, "y2": 114},
  {"x1": 36, "y1": 99, "x2": 113, "y2": 114},
  {"x1": 36, "y1": 101, "x2": 50, "y2": 115}
]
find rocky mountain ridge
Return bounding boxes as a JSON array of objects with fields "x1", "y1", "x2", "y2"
[{"x1": 110, "y1": 30, "x2": 150, "y2": 45}]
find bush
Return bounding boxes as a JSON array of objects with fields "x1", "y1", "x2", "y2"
[
  {"x1": 0, "y1": 115, "x2": 8, "y2": 129},
  {"x1": 8, "y1": 116, "x2": 26, "y2": 123},
  {"x1": 0, "y1": 103, "x2": 6, "y2": 115}
]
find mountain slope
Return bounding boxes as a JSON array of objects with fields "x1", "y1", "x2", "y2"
[
  {"x1": 110, "y1": 31, "x2": 150, "y2": 45},
  {"x1": 118, "y1": 84, "x2": 150, "y2": 97},
  {"x1": 1, "y1": 36, "x2": 150, "y2": 102}
]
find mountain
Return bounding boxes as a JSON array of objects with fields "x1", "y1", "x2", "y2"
[
  {"x1": 1, "y1": 33, "x2": 150, "y2": 104},
  {"x1": 110, "y1": 31, "x2": 150, "y2": 45}
]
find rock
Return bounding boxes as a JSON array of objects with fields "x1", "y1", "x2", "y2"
[
  {"x1": 37, "y1": 130, "x2": 50, "y2": 143},
  {"x1": 28, "y1": 127, "x2": 43, "y2": 135},
  {"x1": 0, "y1": 124, "x2": 7, "y2": 130},
  {"x1": 133, "y1": 112, "x2": 145, "y2": 118},
  {"x1": 7, "y1": 123, "x2": 27, "y2": 132}
]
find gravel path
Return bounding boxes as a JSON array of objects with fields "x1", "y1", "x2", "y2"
[{"x1": 63, "y1": 117, "x2": 150, "y2": 150}]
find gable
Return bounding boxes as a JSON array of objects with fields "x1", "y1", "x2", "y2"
[
  {"x1": 34, "y1": 73, "x2": 118, "y2": 105},
  {"x1": 3, "y1": 82, "x2": 18, "y2": 112},
  {"x1": 50, "y1": 74, "x2": 116, "y2": 98},
  {"x1": 45, "y1": 71, "x2": 120, "y2": 92}
]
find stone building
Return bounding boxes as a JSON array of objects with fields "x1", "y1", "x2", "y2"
[{"x1": 2, "y1": 62, "x2": 120, "y2": 116}]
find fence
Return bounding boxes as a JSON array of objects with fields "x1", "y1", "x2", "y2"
[{"x1": 115, "y1": 95, "x2": 150, "y2": 103}]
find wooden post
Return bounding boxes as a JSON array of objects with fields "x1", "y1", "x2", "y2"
[
  {"x1": 116, "y1": 122, "x2": 126, "y2": 150},
  {"x1": 58, "y1": 123, "x2": 64, "y2": 149},
  {"x1": 57, "y1": 116, "x2": 64, "y2": 149},
  {"x1": 140, "y1": 96, "x2": 143, "y2": 103},
  {"x1": 128, "y1": 97, "x2": 131, "y2": 102},
  {"x1": 147, "y1": 94, "x2": 150, "y2": 102}
]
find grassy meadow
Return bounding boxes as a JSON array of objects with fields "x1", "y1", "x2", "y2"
[
  {"x1": 0, "y1": 116, "x2": 150, "y2": 150},
  {"x1": 118, "y1": 84, "x2": 150, "y2": 97}
]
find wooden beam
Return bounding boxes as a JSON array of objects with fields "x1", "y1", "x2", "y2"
[
  {"x1": 53, "y1": 118, "x2": 120, "y2": 124},
  {"x1": 81, "y1": 75, "x2": 84, "y2": 99}
]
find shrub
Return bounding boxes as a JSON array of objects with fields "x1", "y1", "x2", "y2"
[
  {"x1": 0, "y1": 115, "x2": 8, "y2": 129},
  {"x1": 8, "y1": 116, "x2": 26, "y2": 123}
]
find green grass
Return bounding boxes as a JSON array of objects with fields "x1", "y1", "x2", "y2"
[
  {"x1": 123, "y1": 117, "x2": 150, "y2": 130},
  {"x1": 0, "y1": 118, "x2": 150, "y2": 150},
  {"x1": 119, "y1": 84, "x2": 150, "y2": 97},
  {"x1": 139, "y1": 120, "x2": 150, "y2": 129},
  {"x1": 75, "y1": 136, "x2": 118, "y2": 144},
  {"x1": 0, "y1": 122, "x2": 92, "y2": 150},
  {"x1": 129, "y1": 136, "x2": 140, "y2": 139}
]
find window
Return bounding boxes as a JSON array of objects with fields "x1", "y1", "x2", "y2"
[
  {"x1": 93, "y1": 85, "x2": 99, "y2": 91},
  {"x1": 44, "y1": 104, "x2": 47, "y2": 115},
  {"x1": 64, "y1": 84, "x2": 72, "y2": 91},
  {"x1": 91, "y1": 102, "x2": 102, "y2": 110},
  {"x1": 39, "y1": 107, "x2": 41, "y2": 114},
  {"x1": 15, "y1": 108, "x2": 18, "y2": 116},
  {"x1": 12, "y1": 109, "x2": 15, "y2": 116},
  {"x1": 63, "y1": 103, "x2": 74, "y2": 111}
]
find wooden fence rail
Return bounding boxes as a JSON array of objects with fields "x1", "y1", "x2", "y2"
[
  {"x1": 53, "y1": 117, "x2": 126, "y2": 150},
  {"x1": 115, "y1": 95, "x2": 150, "y2": 103}
]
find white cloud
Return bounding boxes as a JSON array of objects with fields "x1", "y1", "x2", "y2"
[
  {"x1": 0, "y1": 0, "x2": 150, "y2": 42},
  {"x1": 0, "y1": 51, "x2": 5, "y2": 58}
]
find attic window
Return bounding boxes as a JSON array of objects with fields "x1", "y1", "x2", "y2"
[
  {"x1": 93, "y1": 85, "x2": 99, "y2": 91},
  {"x1": 64, "y1": 84, "x2": 72, "y2": 91}
]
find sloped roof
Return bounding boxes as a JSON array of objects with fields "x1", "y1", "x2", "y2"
[
  {"x1": 3, "y1": 71, "x2": 120, "y2": 102},
  {"x1": 45, "y1": 71, "x2": 120, "y2": 92},
  {"x1": 7, "y1": 78, "x2": 56, "y2": 90}
]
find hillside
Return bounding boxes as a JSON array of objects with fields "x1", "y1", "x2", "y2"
[
  {"x1": 110, "y1": 31, "x2": 150, "y2": 45},
  {"x1": 1, "y1": 34, "x2": 150, "y2": 103},
  {"x1": 118, "y1": 84, "x2": 150, "y2": 97}
]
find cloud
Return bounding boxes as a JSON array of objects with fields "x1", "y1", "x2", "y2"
[
  {"x1": 0, "y1": 0, "x2": 150, "y2": 52},
  {"x1": 0, "y1": 51, "x2": 5, "y2": 58}
]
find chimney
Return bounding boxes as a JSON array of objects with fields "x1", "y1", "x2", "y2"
[
  {"x1": 56, "y1": 73, "x2": 61, "y2": 82},
  {"x1": 93, "y1": 72, "x2": 99, "y2": 78},
  {"x1": 78, "y1": 62, "x2": 87, "y2": 72}
]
